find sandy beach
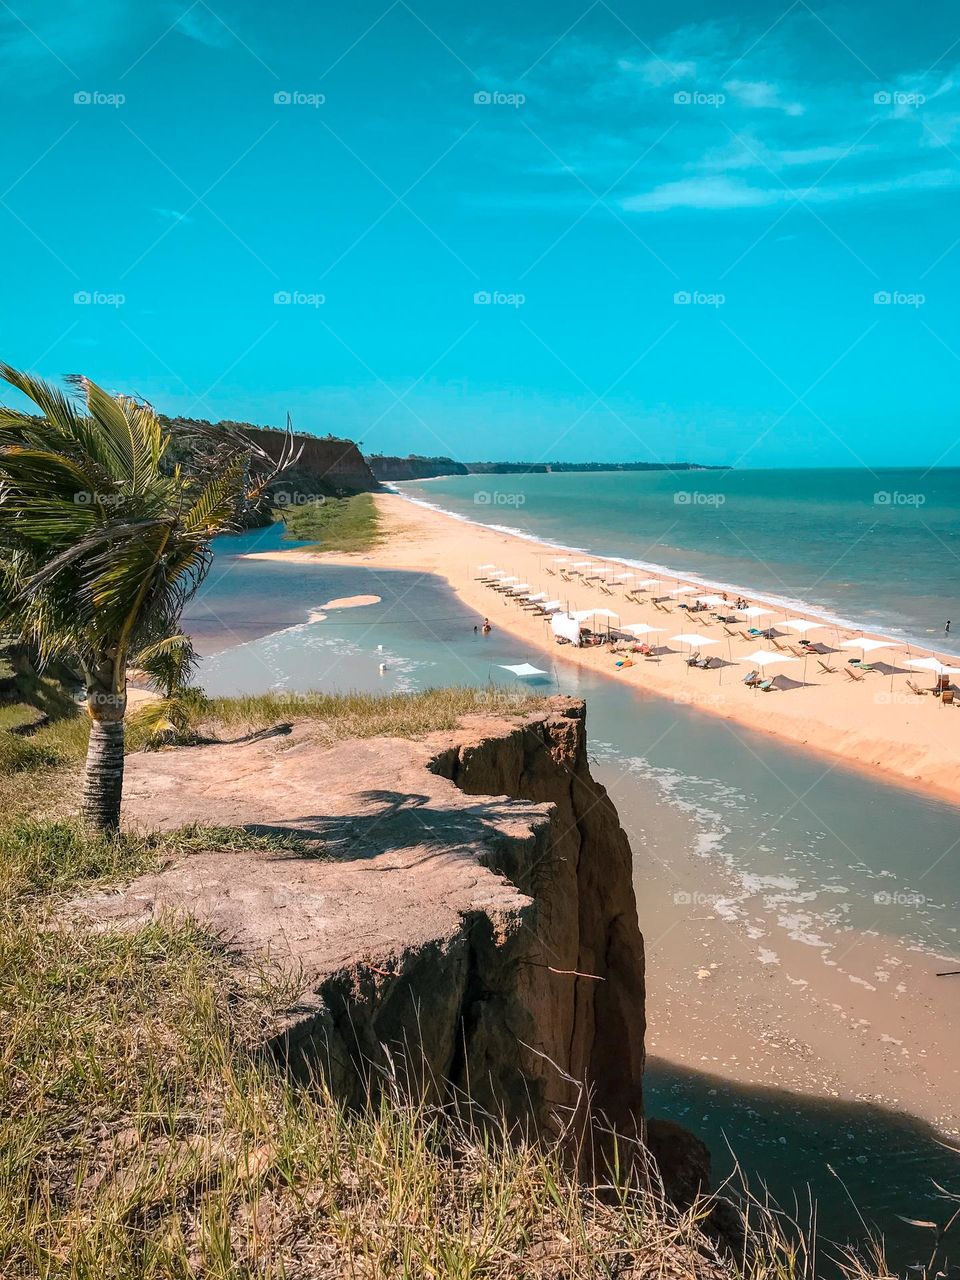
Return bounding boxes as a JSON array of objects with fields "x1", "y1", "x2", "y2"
[{"x1": 246, "y1": 491, "x2": 960, "y2": 808}]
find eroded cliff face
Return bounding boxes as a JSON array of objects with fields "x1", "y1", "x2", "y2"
[{"x1": 69, "y1": 700, "x2": 645, "y2": 1141}]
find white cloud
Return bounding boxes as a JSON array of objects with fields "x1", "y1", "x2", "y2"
[{"x1": 724, "y1": 79, "x2": 805, "y2": 116}]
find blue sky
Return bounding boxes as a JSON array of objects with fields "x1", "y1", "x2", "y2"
[{"x1": 3, "y1": 0, "x2": 960, "y2": 467}]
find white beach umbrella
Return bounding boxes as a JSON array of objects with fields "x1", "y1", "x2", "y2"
[
  {"x1": 509, "y1": 583, "x2": 531, "y2": 592},
  {"x1": 738, "y1": 649, "x2": 799, "y2": 669},
  {"x1": 671, "y1": 634, "x2": 719, "y2": 648},
  {"x1": 524, "y1": 591, "x2": 547, "y2": 602},
  {"x1": 541, "y1": 599, "x2": 562, "y2": 610},
  {"x1": 697, "y1": 594, "x2": 726, "y2": 606},
  {"x1": 614, "y1": 572, "x2": 634, "y2": 580},
  {"x1": 623, "y1": 623, "x2": 664, "y2": 636},
  {"x1": 633, "y1": 578, "x2": 662, "y2": 589},
  {"x1": 669, "y1": 586, "x2": 697, "y2": 596},
  {"x1": 500, "y1": 663, "x2": 548, "y2": 678},
  {"x1": 739, "y1": 606, "x2": 773, "y2": 619},
  {"x1": 477, "y1": 563, "x2": 497, "y2": 571}
]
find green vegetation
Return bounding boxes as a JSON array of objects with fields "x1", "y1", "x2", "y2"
[
  {"x1": 277, "y1": 492, "x2": 381, "y2": 552},
  {"x1": 0, "y1": 366, "x2": 284, "y2": 833}
]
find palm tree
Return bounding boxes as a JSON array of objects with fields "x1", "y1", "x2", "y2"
[{"x1": 0, "y1": 365, "x2": 291, "y2": 832}]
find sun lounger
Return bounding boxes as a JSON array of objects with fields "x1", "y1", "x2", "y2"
[
  {"x1": 757, "y1": 679, "x2": 775, "y2": 692},
  {"x1": 943, "y1": 689, "x2": 955, "y2": 705},
  {"x1": 817, "y1": 660, "x2": 837, "y2": 674},
  {"x1": 544, "y1": 566, "x2": 555, "y2": 576},
  {"x1": 599, "y1": 583, "x2": 613, "y2": 595},
  {"x1": 743, "y1": 670, "x2": 760, "y2": 686},
  {"x1": 844, "y1": 667, "x2": 865, "y2": 682},
  {"x1": 723, "y1": 625, "x2": 739, "y2": 638},
  {"x1": 906, "y1": 680, "x2": 928, "y2": 696}
]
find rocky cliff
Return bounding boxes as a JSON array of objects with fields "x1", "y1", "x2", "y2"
[{"x1": 71, "y1": 699, "x2": 646, "y2": 1142}]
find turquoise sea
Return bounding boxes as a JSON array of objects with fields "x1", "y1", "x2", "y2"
[{"x1": 396, "y1": 467, "x2": 960, "y2": 655}]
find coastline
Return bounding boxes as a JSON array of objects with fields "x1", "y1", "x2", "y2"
[{"x1": 246, "y1": 491, "x2": 960, "y2": 809}]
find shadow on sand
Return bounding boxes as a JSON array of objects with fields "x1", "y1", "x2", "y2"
[{"x1": 645, "y1": 1055, "x2": 960, "y2": 1276}]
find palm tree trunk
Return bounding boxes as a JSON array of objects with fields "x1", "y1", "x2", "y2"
[{"x1": 81, "y1": 675, "x2": 126, "y2": 833}]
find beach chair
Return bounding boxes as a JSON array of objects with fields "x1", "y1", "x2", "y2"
[
  {"x1": 544, "y1": 566, "x2": 555, "y2": 576},
  {"x1": 817, "y1": 659, "x2": 837, "y2": 674},
  {"x1": 722, "y1": 625, "x2": 739, "y2": 638},
  {"x1": 844, "y1": 667, "x2": 865, "y2": 683},
  {"x1": 757, "y1": 679, "x2": 775, "y2": 692},
  {"x1": 599, "y1": 582, "x2": 613, "y2": 596},
  {"x1": 906, "y1": 680, "x2": 928, "y2": 696},
  {"x1": 743, "y1": 670, "x2": 760, "y2": 686},
  {"x1": 943, "y1": 688, "x2": 955, "y2": 706},
  {"x1": 770, "y1": 637, "x2": 788, "y2": 651},
  {"x1": 788, "y1": 645, "x2": 807, "y2": 658}
]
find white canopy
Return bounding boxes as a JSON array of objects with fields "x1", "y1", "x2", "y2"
[
  {"x1": 524, "y1": 592, "x2": 547, "y2": 602},
  {"x1": 633, "y1": 578, "x2": 662, "y2": 588},
  {"x1": 669, "y1": 586, "x2": 697, "y2": 596},
  {"x1": 499, "y1": 576, "x2": 519, "y2": 584},
  {"x1": 542, "y1": 599, "x2": 562, "y2": 610},
  {"x1": 739, "y1": 606, "x2": 773, "y2": 619},
  {"x1": 571, "y1": 607, "x2": 619, "y2": 621},
  {"x1": 671, "y1": 634, "x2": 719, "y2": 647},
  {"x1": 906, "y1": 657, "x2": 960, "y2": 676},
  {"x1": 738, "y1": 649, "x2": 799, "y2": 668},
  {"x1": 623, "y1": 622, "x2": 664, "y2": 636},
  {"x1": 551, "y1": 612, "x2": 583, "y2": 646},
  {"x1": 500, "y1": 663, "x2": 547, "y2": 678},
  {"x1": 782, "y1": 619, "x2": 823, "y2": 634},
  {"x1": 697, "y1": 594, "x2": 726, "y2": 606},
  {"x1": 572, "y1": 561, "x2": 594, "y2": 568},
  {"x1": 841, "y1": 638, "x2": 900, "y2": 654},
  {"x1": 509, "y1": 584, "x2": 531, "y2": 592},
  {"x1": 477, "y1": 563, "x2": 497, "y2": 571}
]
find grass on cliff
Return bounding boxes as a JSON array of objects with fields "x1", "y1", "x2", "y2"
[
  {"x1": 276, "y1": 491, "x2": 382, "y2": 552},
  {"x1": 0, "y1": 815, "x2": 815, "y2": 1279}
]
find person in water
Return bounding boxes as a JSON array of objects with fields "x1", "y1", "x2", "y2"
[
  {"x1": 947, "y1": 620, "x2": 952, "y2": 635},
  {"x1": 482, "y1": 618, "x2": 492, "y2": 635}
]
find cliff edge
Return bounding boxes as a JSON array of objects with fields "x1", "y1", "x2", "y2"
[{"x1": 70, "y1": 699, "x2": 645, "y2": 1140}]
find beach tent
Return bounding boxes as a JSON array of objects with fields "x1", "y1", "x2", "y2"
[
  {"x1": 551, "y1": 612, "x2": 582, "y2": 646},
  {"x1": 499, "y1": 663, "x2": 548, "y2": 678}
]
